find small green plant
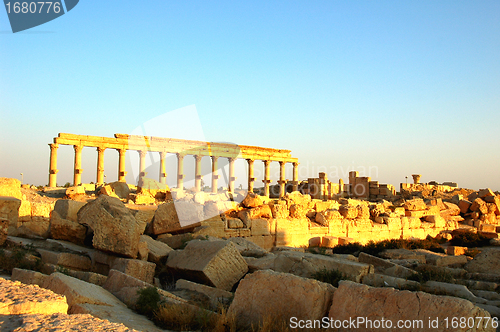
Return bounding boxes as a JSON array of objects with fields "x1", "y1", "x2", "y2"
[
  {"x1": 307, "y1": 246, "x2": 327, "y2": 256},
  {"x1": 136, "y1": 287, "x2": 162, "y2": 317},
  {"x1": 450, "y1": 231, "x2": 491, "y2": 248},
  {"x1": 311, "y1": 268, "x2": 347, "y2": 287},
  {"x1": 465, "y1": 248, "x2": 481, "y2": 258},
  {"x1": 407, "y1": 267, "x2": 453, "y2": 284},
  {"x1": 55, "y1": 265, "x2": 72, "y2": 276}
]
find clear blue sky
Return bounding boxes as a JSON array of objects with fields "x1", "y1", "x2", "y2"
[{"x1": 1, "y1": 1, "x2": 499, "y2": 191}]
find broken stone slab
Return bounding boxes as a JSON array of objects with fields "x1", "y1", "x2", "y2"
[
  {"x1": 455, "y1": 279, "x2": 498, "y2": 292},
  {"x1": 52, "y1": 199, "x2": 87, "y2": 223},
  {"x1": 472, "y1": 290, "x2": 500, "y2": 302},
  {"x1": 110, "y1": 258, "x2": 156, "y2": 284},
  {"x1": 139, "y1": 234, "x2": 172, "y2": 264},
  {"x1": 77, "y1": 195, "x2": 146, "y2": 258},
  {"x1": 379, "y1": 248, "x2": 427, "y2": 262},
  {"x1": 166, "y1": 239, "x2": 248, "y2": 291},
  {"x1": 103, "y1": 269, "x2": 186, "y2": 308},
  {"x1": 403, "y1": 198, "x2": 428, "y2": 211},
  {"x1": 0, "y1": 178, "x2": 22, "y2": 200},
  {"x1": 228, "y1": 237, "x2": 269, "y2": 257},
  {"x1": 476, "y1": 304, "x2": 500, "y2": 319},
  {"x1": 176, "y1": 279, "x2": 233, "y2": 309},
  {"x1": 358, "y1": 252, "x2": 415, "y2": 279},
  {"x1": 243, "y1": 254, "x2": 277, "y2": 272},
  {"x1": 329, "y1": 280, "x2": 495, "y2": 332},
  {"x1": 228, "y1": 270, "x2": 335, "y2": 330},
  {"x1": 273, "y1": 251, "x2": 373, "y2": 282},
  {"x1": 241, "y1": 192, "x2": 264, "y2": 208},
  {"x1": 11, "y1": 268, "x2": 49, "y2": 287},
  {"x1": 0, "y1": 196, "x2": 21, "y2": 234},
  {"x1": 362, "y1": 273, "x2": 421, "y2": 290},
  {"x1": 150, "y1": 201, "x2": 181, "y2": 235},
  {"x1": 0, "y1": 218, "x2": 7, "y2": 246},
  {"x1": 422, "y1": 281, "x2": 486, "y2": 303},
  {"x1": 465, "y1": 248, "x2": 500, "y2": 275},
  {"x1": 49, "y1": 211, "x2": 87, "y2": 245},
  {"x1": 0, "y1": 277, "x2": 68, "y2": 315},
  {"x1": 99, "y1": 182, "x2": 130, "y2": 200},
  {"x1": 414, "y1": 249, "x2": 468, "y2": 267},
  {"x1": 156, "y1": 233, "x2": 193, "y2": 249},
  {"x1": 37, "y1": 249, "x2": 92, "y2": 271}
]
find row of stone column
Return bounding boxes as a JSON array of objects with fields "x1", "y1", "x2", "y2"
[{"x1": 48, "y1": 144, "x2": 299, "y2": 197}]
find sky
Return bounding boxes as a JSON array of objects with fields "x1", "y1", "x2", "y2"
[{"x1": 1, "y1": 1, "x2": 499, "y2": 191}]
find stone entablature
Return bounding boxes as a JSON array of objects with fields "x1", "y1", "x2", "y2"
[{"x1": 48, "y1": 133, "x2": 299, "y2": 196}]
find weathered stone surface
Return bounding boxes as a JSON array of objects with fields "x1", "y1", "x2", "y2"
[
  {"x1": 137, "y1": 177, "x2": 169, "y2": 199},
  {"x1": 316, "y1": 209, "x2": 342, "y2": 227},
  {"x1": 329, "y1": 281, "x2": 494, "y2": 332},
  {"x1": 157, "y1": 233, "x2": 193, "y2": 249},
  {"x1": 0, "y1": 196, "x2": 21, "y2": 230},
  {"x1": 362, "y1": 273, "x2": 420, "y2": 290},
  {"x1": 139, "y1": 234, "x2": 172, "y2": 263},
  {"x1": 77, "y1": 195, "x2": 145, "y2": 258},
  {"x1": 176, "y1": 279, "x2": 233, "y2": 308},
  {"x1": 403, "y1": 198, "x2": 428, "y2": 211},
  {"x1": 150, "y1": 201, "x2": 180, "y2": 235},
  {"x1": 458, "y1": 200, "x2": 472, "y2": 214},
  {"x1": 174, "y1": 201, "x2": 205, "y2": 225},
  {"x1": 49, "y1": 210, "x2": 87, "y2": 244},
  {"x1": 0, "y1": 277, "x2": 68, "y2": 315},
  {"x1": 471, "y1": 198, "x2": 488, "y2": 215},
  {"x1": 422, "y1": 281, "x2": 483, "y2": 303},
  {"x1": 166, "y1": 240, "x2": 248, "y2": 291},
  {"x1": 99, "y1": 181, "x2": 130, "y2": 200},
  {"x1": 0, "y1": 313, "x2": 140, "y2": 332},
  {"x1": 53, "y1": 200, "x2": 88, "y2": 221},
  {"x1": 38, "y1": 249, "x2": 91, "y2": 271},
  {"x1": 339, "y1": 205, "x2": 358, "y2": 219},
  {"x1": 380, "y1": 249, "x2": 427, "y2": 262},
  {"x1": 11, "y1": 268, "x2": 49, "y2": 287},
  {"x1": 110, "y1": 258, "x2": 156, "y2": 284},
  {"x1": 66, "y1": 186, "x2": 86, "y2": 198},
  {"x1": 273, "y1": 251, "x2": 372, "y2": 282},
  {"x1": 447, "y1": 246, "x2": 468, "y2": 256},
  {"x1": 358, "y1": 252, "x2": 415, "y2": 279},
  {"x1": 244, "y1": 254, "x2": 277, "y2": 272},
  {"x1": 228, "y1": 270, "x2": 335, "y2": 329},
  {"x1": 228, "y1": 237, "x2": 269, "y2": 256},
  {"x1": 414, "y1": 249, "x2": 467, "y2": 267},
  {"x1": 241, "y1": 192, "x2": 263, "y2": 208},
  {"x1": 0, "y1": 178, "x2": 22, "y2": 200},
  {"x1": 465, "y1": 248, "x2": 500, "y2": 275}
]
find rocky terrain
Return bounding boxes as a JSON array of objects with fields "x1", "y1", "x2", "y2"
[{"x1": 1, "y1": 176, "x2": 500, "y2": 331}]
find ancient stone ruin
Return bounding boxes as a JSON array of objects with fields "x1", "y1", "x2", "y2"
[{"x1": 0, "y1": 134, "x2": 500, "y2": 331}]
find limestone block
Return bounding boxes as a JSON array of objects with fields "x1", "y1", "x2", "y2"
[
  {"x1": 131, "y1": 193, "x2": 155, "y2": 205},
  {"x1": 77, "y1": 195, "x2": 145, "y2": 258},
  {"x1": 339, "y1": 205, "x2": 358, "y2": 219},
  {"x1": 447, "y1": 246, "x2": 468, "y2": 256},
  {"x1": 18, "y1": 200, "x2": 31, "y2": 222},
  {"x1": 273, "y1": 251, "x2": 372, "y2": 282},
  {"x1": 0, "y1": 196, "x2": 21, "y2": 228},
  {"x1": 227, "y1": 217, "x2": 244, "y2": 229},
  {"x1": 38, "y1": 249, "x2": 91, "y2": 271},
  {"x1": 0, "y1": 178, "x2": 22, "y2": 199},
  {"x1": 193, "y1": 220, "x2": 226, "y2": 238},
  {"x1": 241, "y1": 192, "x2": 263, "y2": 208},
  {"x1": 137, "y1": 177, "x2": 169, "y2": 199},
  {"x1": 385, "y1": 217, "x2": 402, "y2": 230},
  {"x1": 283, "y1": 191, "x2": 312, "y2": 208},
  {"x1": 137, "y1": 241, "x2": 148, "y2": 261},
  {"x1": 403, "y1": 198, "x2": 428, "y2": 211},
  {"x1": 99, "y1": 181, "x2": 130, "y2": 200},
  {"x1": 440, "y1": 202, "x2": 461, "y2": 218},
  {"x1": 11, "y1": 268, "x2": 49, "y2": 287},
  {"x1": 228, "y1": 270, "x2": 335, "y2": 330},
  {"x1": 175, "y1": 201, "x2": 205, "y2": 225},
  {"x1": 150, "y1": 201, "x2": 180, "y2": 235},
  {"x1": 53, "y1": 200, "x2": 86, "y2": 223},
  {"x1": 320, "y1": 236, "x2": 337, "y2": 247},
  {"x1": 244, "y1": 254, "x2": 277, "y2": 272},
  {"x1": 0, "y1": 277, "x2": 68, "y2": 315},
  {"x1": 49, "y1": 210, "x2": 86, "y2": 245},
  {"x1": 414, "y1": 249, "x2": 468, "y2": 267},
  {"x1": 176, "y1": 279, "x2": 233, "y2": 309},
  {"x1": 139, "y1": 234, "x2": 172, "y2": 264},
  {"x1": 289, "y1": 203, "x2": 309, "y2": 219},
  {"x1": 315, "y1": 200, "x2": 339, "y2": 213},
  {"x1": 465, "y1": 248, "x2": 500, "y2": 275},
  {"x1": 270, "y1": 203, "x2": 289, "y2": 219},
  {"x1": 471, "y1": 198, "x2": 488, "y2": 215},
  {"x1": 338, "y1": 236, "x2": 355, "y2": 245},
  {"x1": 423, "y1": 281, "x2": 482, "y2": 303},
  {"x1": 250, "y1": 218, "x2": 271, "y2": 236},
  {"x1": 110, "y1": 258, "x2": 156, "y2": 284},
  {"x1": 479, "y1": 188, "x2": 495, "y2": 198},
  {"x1": 380, "y1": 249, "x2": 426, "y2": 261},
  {"x1": 458, "y1": 199, "x2": 472, "y2": 213},
  {"x1": 362, "y1": 273, "x2": 420, "y2": 290},
  {"x1": 228, "y1": 237, "x2": 270, "y2": 256},
  {"x1": 315, "y1": 209, "x2": 342, "y2": 227},
  {"x1": 66, "y1": 186, "x2": 85, "y2": 198},
  {"x1": 329, "y1": 281, "x2": 494, "y2": 332},
  {"x1": 166, "y1": 240, "x2": 248, "y2": 291},
  {"x1": 425, "y1": 215, "x2": 446, "y2": 228},
  {"x1": 480, "y1": 224, "x2": 496, "y2": 233},
  {"x1": 358, "y1": 252, "x2": 415, "y2": 279}
]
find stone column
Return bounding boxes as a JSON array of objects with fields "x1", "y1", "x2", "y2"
[
  {"x1": 159, "y1": 151, "x2": 167, "y2": 185},
  {"x1": 96, "y1": 147, "x2": 106, "y2": 185},
  {"x1": 176, "y1": 153, "x2": 185, "y2": 190},
  {"x1": 292, "y1": 162, "x2": 299, "y2": 192},
  {"x1": 194, "y1": 155, "x2": 202, "y2": 192},
  {"x1": 412, "y1": 174, "x2": 421, "y2": 184},
  {"x1": 263, "y1": 160, "x2": 271, "y2": 197},
  {"x1": 228, "y1": 157, "x2": 236, "y2": 194},
  {"x1": 138, "y1": 150, "x2": 147, "y2": 184},
  {"x1": 278, "y1": 161, "x2": 287, "y2": 198},
  {"x1": 48, "y1": 143, "x2": 59, "y2": 187},
  {"x1": 247, "y1": 159, "x2": 255, "y2": 193},
  {"x1": 118, "y1": 148, "x2": 127, "y2": 182},
  {"x1": 211, "y1": 156, "x2": 219, "y2": 194},
  {"x1": 73, "y1": 145, "x2": 83, "y2": 186}
]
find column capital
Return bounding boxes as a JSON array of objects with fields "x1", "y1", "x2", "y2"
[
  {"x1": 263, "y1": 160, "x2": 271, "y2": 166},
  {"x1": 279, "y1": 160, "x2": 286, "y2": 166},
  {"x1": 228, "y1": 157, "x2": 236, "y2": 163},
  {"x1": 160, "y1": 151, "x2": 167, "y2": 158},
  {"x1": 246, "y1": 158, "x2": 254, "y2": 164},
  {"x1": 117, "y1": 148, "x2": 127, "y2": 154},
  {"x1": 194, "y1": 155, "x2": 203, "y2": 162},
  {"x1": 176, "y1": 152, "x2": 185, "y2": 159},
  {"x1": 138, "y1": 150, "x2": 147, "y2": 158},
  {"x1": 74, "y1": 144, "x2": 83, "y2": 153},
  {"x1": 49, "y1": 143, "x2": 59, "y2": 151},
  {"x1": 211, "y1": 155, "x2": 219, "y2": 161},
  {"x1": 97, "y1": 147, "x2": 106, "y2": 153},
  {"x1": 292, "y1": 162, "x2": 299, "y2": 167}
]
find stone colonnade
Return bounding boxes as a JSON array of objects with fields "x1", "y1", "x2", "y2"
[{"x1": 48, "y1": 133, "x2": 299, "y2": 197}]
